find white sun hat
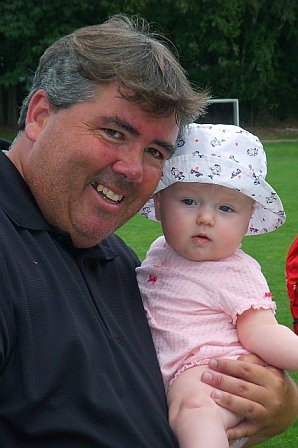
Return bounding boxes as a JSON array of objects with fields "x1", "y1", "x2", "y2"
[{"x1": 139, "y1": 123, "x2": 285, "y2": 235}]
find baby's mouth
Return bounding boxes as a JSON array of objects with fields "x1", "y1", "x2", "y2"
[
  {"x1": 193, "y1": 233, "x2": 211, "y2": 243},
  {"x1": 92, "y1": 182, "x2": 124, "y2": 203},
  {"x1": 197, "y1": 234, "x2": 210, "y2": 240}
]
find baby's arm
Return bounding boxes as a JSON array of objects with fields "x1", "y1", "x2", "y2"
[{"x1": 237, "y1": 308, "x2": 298, "y2": 371}]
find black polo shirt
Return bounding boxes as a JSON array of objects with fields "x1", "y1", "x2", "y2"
[{"x1": 0, "y1": 143, "x2": 178, "y2": 447}]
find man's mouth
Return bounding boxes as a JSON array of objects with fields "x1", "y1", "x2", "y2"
[{"x1": 92, "y1": 182, "x2": 124, "y2": 203}]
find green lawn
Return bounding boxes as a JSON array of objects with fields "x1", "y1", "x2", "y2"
[{"x1": 117, "y1": 141, "x2": 298, "y2": 447}]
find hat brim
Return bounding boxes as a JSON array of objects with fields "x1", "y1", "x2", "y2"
[{"x1": 139, "y1": 154, "x2": 285, "y2": 235}]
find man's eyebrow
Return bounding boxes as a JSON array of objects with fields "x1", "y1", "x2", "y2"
[
  {"x1": 101, "y1": 116, "x2": 140, "y2": 136},
  {"x1": 101, "y1": 115, "x2": 176, "y2": 155}
]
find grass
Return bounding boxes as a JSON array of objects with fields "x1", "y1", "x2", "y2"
[{"x1": 116, "y1": 140, "x2": 298, "y2": 447}]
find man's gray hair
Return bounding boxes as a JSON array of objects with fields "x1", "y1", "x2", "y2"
[{"x1": 18, "y1": 15, "x2": 209, "y2": 129}]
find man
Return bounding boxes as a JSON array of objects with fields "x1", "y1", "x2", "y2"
[{"x1": 0, "y1": 14, "x2": 297, "y2": 447}]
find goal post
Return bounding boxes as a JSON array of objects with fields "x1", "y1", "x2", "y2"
[{"x1": 205, "y1": 98, "x2": 240, "y2": 126}]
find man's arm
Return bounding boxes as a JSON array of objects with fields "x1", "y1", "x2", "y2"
[{"x1": 201, "y1": 356, "x2": 298, "y2": 445}]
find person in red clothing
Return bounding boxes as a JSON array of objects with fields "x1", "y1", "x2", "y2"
[{"x1": 286, "y1": 236, "x2": 298, "y2": 335}]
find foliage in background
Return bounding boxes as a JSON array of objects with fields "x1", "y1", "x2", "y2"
[{"x1": 0, "y1": 0, "x2": 297, "y2": 126}]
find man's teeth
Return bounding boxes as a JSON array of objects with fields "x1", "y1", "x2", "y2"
[{"x1": 96, "y1": 184, "x2": 123, "y2": 202}]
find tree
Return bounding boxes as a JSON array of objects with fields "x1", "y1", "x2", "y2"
[
  {"x1": 0, "y1": 0, "x2": 103, "y2": 126},
  {"x1": 0, "y1": 0, "x2": 297, "y2": 127},
  {"x1": 98, "y1": 0, "x2": 298, "y2": 124}
]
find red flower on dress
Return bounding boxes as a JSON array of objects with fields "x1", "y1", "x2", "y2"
[{"x1": 148, "y1": 275, "x2": 157, "y2": 284}]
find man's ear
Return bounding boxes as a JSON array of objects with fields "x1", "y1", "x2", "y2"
[
  {"x1": 153, "y1": 192, "x2": 161, "y2": 221},
  {"x1": 24, "y1": 90, "x2": 51, "y2": 142}
]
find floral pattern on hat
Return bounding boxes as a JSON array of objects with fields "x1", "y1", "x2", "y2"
[{"x1": 139, "y1": 123, "x2": 285, "y2": 235}]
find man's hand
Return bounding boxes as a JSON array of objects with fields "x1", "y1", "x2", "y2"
[{"x1": 201, "y1": 355, "x2": 298, "y2": 445}]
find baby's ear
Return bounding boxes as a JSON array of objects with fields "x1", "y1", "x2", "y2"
[{"x1": 153, "y1": 193, "x2": 161, "y2": 221}]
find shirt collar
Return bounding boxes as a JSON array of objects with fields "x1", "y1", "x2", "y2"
[{"x1": 0, "y1": 138, "x2": 12, "y2": 151}]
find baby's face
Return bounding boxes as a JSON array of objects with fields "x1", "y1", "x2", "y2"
[{"x1": 154, "y1": 182, "x2": 255, "y2": 261}]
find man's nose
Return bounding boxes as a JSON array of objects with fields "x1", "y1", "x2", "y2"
[{"x1": 112, "y1": 148, "x2": 144, "y2": 183}]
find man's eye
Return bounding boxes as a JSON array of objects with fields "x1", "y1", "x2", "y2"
[
  {"x1": 182, "y1": 198, "x2": 195, "y2": 206},
  {"x1": 103, "y1": 128, "x2": 122, "y2": 139},
  {"x1": 146, "y1": 147, "x2": 164, "y2": 160}
]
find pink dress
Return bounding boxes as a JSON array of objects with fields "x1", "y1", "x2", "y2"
[{"x1": 136, "y1": 236, "x2": 276, "y2": 390}]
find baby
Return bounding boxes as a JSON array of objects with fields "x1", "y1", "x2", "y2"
[{"x1": 137, "y1": 123, "x2": 298, "y2": 448}]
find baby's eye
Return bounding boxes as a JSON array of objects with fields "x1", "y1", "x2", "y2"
[
  {"x1": 219, "y1": 205, "x2": 234, "y2": 212},
  {"x1": 182, "y1": 198, "x2": 196, "y2": 206}
]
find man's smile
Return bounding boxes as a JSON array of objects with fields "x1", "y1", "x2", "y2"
[{"x1": 91, "y1": 182, "x2": 124, "y2": 203}]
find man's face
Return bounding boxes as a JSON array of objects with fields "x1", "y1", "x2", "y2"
[{"x1": 17, "y1": 83, "x2": 179, "y2": 247}]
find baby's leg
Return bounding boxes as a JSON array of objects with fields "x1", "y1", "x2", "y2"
[{"x1": 167, "y1": 365, "x2": 243, "y2": 448}]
